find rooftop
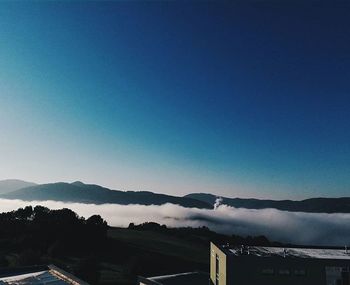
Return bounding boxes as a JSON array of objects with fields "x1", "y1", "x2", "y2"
[
  {"x1": 0, "y1": 265, "x2": 89, "y2": 285},
  {"x1": 219, "y1": 245, "x2": 350, "y2": 260}
]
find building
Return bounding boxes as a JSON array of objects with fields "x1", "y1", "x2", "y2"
[
  {"x1": 0, "y1": 264, "x2": 89, "y2": 285},
  {"x1": 138, "y1": 271, "x2": 209, "y2": 285},
  {"x1": 210, "y1": 242, "x2": 350, "y2": 285}
]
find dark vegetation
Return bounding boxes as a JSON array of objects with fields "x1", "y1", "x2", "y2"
[
  {"x1": 0, "y1": 206, "x2": 107, "y2": 284},
  {"x1": 0, "y1": 207, "x2": 278, "y2": 285},
  {"x1": 127, "y1": 222, "x2": 275, "y2": 247}
]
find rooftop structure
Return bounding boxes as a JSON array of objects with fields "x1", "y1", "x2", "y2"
[
  {"x1": 0, "y1": 265, "x2": 89, "y2": 285},
  {"x1": 225, "y1": 245, "x2": 350, "y2": 260},
  {"x1": 210, "y1": 242, "x2": 350, "y2": 285}
]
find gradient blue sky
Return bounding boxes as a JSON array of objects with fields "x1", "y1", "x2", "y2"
[{"x1": 0, "y1": 1, "x2": 349, "y2": 199}]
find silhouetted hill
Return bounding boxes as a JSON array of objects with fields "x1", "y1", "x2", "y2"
[
  {"x1": 0, "y1": 179, "x2": 37, "y2": 195},
  {"x1": 1, "y1": 182, "x2": 212, "y2": 209},
  {"x1": 185, "y1": 193, "x2": 350, "y2": 213},
  {"x1": 2, "y1": 180, "x2": 348, "y2": 213}
]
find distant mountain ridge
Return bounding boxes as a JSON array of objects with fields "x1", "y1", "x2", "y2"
[
  {"x1": 0, "y1": 180, "x2": 349, "y2": 213},
  {"x1": 0, "y1": 181, "x2": 212, "y2": 209},
  {"x1": 0, "y1": 179, "x2": 37, "y2": 195},
  {"x1": 185, "y1": 193, "x2": 350, "y2": 213}
]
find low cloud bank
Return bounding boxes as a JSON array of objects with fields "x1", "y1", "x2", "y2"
[{"x1": 0, "y1": 199, "x2": 349, "y2": 246}]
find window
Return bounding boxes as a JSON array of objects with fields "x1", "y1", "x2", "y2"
[
  {"x1": 294, "y1": 269, "x2": 306, "y2": 276},
  {"x1": 278, "y1": 269, "x2": 290, "y2": 275},
  {"x1": 261, "y1": 268, "x2": 274, "y2": 275},
  {"x1": 215, "y1": 254, "x2": 219, "y2": 285}
]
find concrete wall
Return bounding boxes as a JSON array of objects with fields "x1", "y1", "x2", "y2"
[
  {"x1": 226, "y1": 255, "x2": 350, "y2": 285},
  {"x1": 210, "y1": 242, "x2": 227, "y2": 285}
]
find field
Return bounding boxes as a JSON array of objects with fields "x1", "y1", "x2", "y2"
[{"x1": 98, "y1": 227, "x2": 209, "y2": 284}]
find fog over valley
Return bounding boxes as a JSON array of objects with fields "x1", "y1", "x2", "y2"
[{"x1": 1, "y1": 198, "x2": 349, "y2": 246}]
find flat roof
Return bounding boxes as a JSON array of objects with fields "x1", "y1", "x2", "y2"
[
  {"x1": 217, "y1": 244, "x2": 350, "y2": 260},
  {"x1": 0, "y1": 270, "x2": 69, "y2": 285},
  {"x1": 0, "y1": 265, "x2": 89, "y2": 285}
]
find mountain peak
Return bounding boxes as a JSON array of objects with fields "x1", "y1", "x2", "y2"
[{"x1": 71, "y1": 181, "x2": 86, "y2": 187}]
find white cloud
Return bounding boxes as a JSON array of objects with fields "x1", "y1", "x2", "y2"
[{"x1": 0, "y1": 199, "x2": 349, "y2": 246}]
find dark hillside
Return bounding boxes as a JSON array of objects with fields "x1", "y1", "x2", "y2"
[
  {"x1": 185, "y1": 193, "x2": 350, "y2": 213},
  {"x1": 2, "y1": 182, "x2": 212, "y2": 209}
]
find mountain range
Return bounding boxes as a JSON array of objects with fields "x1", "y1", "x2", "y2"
[
  {"x1": 0, "y1": 180, "x2": 349, "y2": 213},
  {"x1": 1, "y1": 180, "x2": 211, "y2": 209},
  {"x1": 0, "y1": 179, "x2": 37, "y2": 195},
  {"x1": 185, "y1": 193, "x2": 350, "y2": 213}
]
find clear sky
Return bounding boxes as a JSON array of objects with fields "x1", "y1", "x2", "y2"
[{"x1": 0, "y1": 1, "x2": 349, "y2": 199}]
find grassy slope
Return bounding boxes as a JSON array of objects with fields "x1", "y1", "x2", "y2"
[
  {"x1": 108, "y1": 228, "x2": 208, "y2": 263},
  {"x1": 0, "y1": 227, "x2": 209, "y2": 285},
  {"x1": 99, "y1": 228, "x2": 209, "y2": 285}
]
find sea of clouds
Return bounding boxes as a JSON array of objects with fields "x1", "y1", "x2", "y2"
[{"x1": 0, "y1": 198, "x2": 349, "y2": 246}]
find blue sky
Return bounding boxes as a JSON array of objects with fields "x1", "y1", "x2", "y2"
[{"x1": 0, "y1": 1, "x2": 349, "y2": 199}]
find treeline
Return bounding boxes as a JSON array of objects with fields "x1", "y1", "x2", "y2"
[
  {"x1": 128, "y1": 222, "x2": 278, "y2": 247},
  {"x1": 0, "y1": 206, "x2": 108, "y2": 254},
  {"x1": 0, "y1": 206, "x2": 108, "y2": 283}
]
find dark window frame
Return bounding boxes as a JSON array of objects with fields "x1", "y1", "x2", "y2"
[
  {"x1": 294, "y1": 269, "x2": 307, "y2": 276},
  {"x1": 215, "y1": 254, "x2": 219, "y2": 285},
  {"x1": 261, "y1": 268, "x2": 275, "y2": 275},
  {"x1": 278, "y1": 269, "x2": 291, "y2": 276}
]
